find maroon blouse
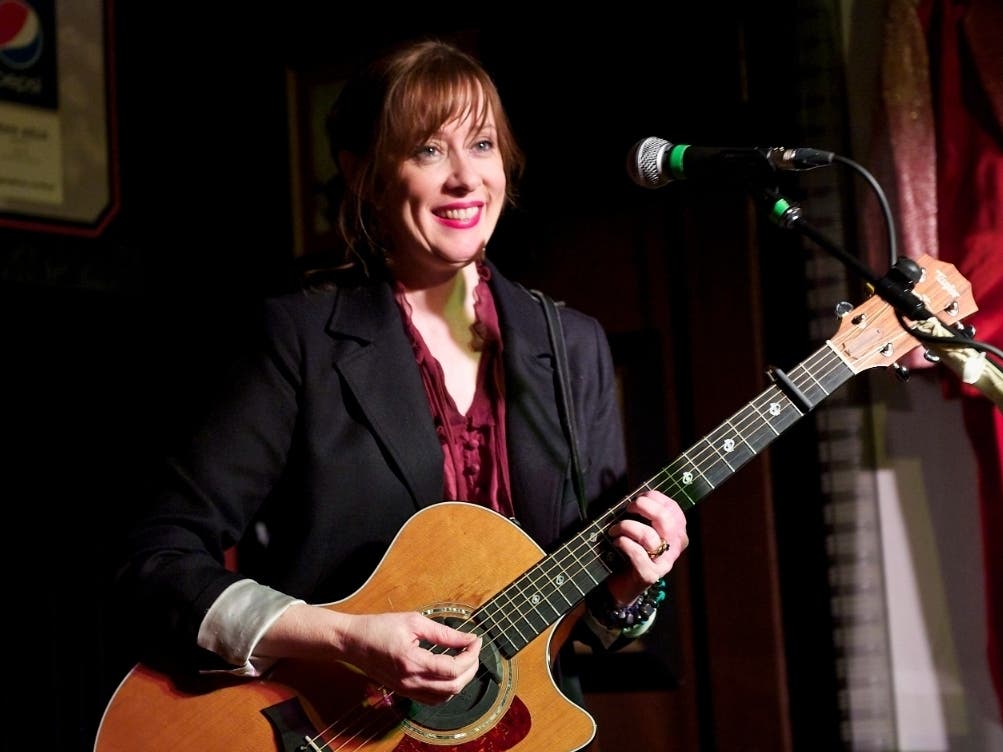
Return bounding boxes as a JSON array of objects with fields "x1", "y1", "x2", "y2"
[{"x1": 393, "y1": 264, "x2": 515, "y2": 518}]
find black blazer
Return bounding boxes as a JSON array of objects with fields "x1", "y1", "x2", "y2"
[{"x1": 120, "y1": 262, "x2": 628, "y2": 667}]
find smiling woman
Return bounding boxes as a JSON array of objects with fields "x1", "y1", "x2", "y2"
[{"x1": 101, "y1": 35, "x2": 688, "y2": 752}]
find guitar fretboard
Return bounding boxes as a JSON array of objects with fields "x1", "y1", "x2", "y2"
[
  {"x1": 649, "y1": 343, "x2": 855, "y2": 509},
  {"x1": 474, "y1": 341, "x2": 856, "y2": 658}
]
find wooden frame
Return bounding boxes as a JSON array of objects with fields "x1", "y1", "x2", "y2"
[
  {"x1": 285, "y1": 65, "x2": 348, "y2": 257},
  {"x1": 0, "y1": 0, "x2": 119, "y2": 237}
]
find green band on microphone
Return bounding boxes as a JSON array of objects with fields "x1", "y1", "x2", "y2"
[
  {"x1": 669, "y1": 144, "x2": 689, "y2": 180},
  {"x1": 771, "y1": 197, "x2": 792, "y2": 223}
]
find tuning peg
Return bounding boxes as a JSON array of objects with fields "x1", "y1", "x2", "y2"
[
  {"x1": 923, "y1": 350, "x2": 941, "y2": 364},
  {"x1": 892, "y1": 363, "x2": 911, "y2": 382},
  {"x1": 834, "y1": 301, "x2": 854, "y2": 318}
]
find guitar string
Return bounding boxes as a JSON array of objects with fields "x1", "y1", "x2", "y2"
[
  {"x1": 644, "y1": 344, "x2": 847, "y2": 505},
  {"x1": 297, "y1": 339, "x2": 872, "y2": 748},
  {"x1": 307, "y1": 689, "x2": 405, "y2": 752},
  {"x1": 304, "y1": 706, "x2": 378, "y2": 752}
]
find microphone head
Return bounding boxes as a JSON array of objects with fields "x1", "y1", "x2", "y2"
[{"x1": 627, "y1": 136, "x2": 673, "y2": 189}]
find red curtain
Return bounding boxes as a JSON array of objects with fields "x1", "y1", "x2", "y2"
[{"x1": 871, "y1": 0, "x2": 1003, "y2": 718}]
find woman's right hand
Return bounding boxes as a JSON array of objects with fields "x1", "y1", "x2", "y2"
[{"x1": 259, "y1": 604, "x2": 483, "y2": 705}]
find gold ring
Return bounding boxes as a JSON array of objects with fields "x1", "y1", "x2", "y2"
[{"x1": 647, "y1": 539, "x2": 669, "y2": 560}]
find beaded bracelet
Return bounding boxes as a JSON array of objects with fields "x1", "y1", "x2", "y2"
[{"x1": 586, "y1": 578, "x2": 667, "y2": 632}]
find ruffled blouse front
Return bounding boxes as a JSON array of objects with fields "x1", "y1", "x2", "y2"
[{"x1": 393, "y1": 264, "x2": 514, "y2": 518}]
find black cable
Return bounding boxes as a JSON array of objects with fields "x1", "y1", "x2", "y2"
[
  {"x1": 763, "y1": 153, "x2": 1000, "y2": 369},
  {"x1": 832, "y1": 154, "x2": 898, "y2": 268}
]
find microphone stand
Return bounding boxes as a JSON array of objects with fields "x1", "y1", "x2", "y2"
[
  {"x1": 753, "y1": 183, "x2": 1003, "y2": 410},
  {"x1": 757, "y1": 185, "x2": 937, "y2": 323}
]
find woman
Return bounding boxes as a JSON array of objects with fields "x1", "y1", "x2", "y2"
[{"x1": 114, "y1": 37, "x2": 688, "y2": 726}]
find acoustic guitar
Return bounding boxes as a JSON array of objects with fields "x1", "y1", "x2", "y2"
[{"x1": 95, "y1": 254, "x2": 976, "y2": 752}]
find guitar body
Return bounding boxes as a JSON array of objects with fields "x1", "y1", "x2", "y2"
[{"x1": 95, "y1": 502, "x2": 596, "y2": 752}]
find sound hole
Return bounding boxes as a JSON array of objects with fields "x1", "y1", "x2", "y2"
[{"x1": 405, "y1": 612, "x2": 509, "y2": 733}]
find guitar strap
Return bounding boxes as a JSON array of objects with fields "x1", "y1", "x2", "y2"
[{"x1": 532, "y1": 289, "x2": 588, "y2": 521}]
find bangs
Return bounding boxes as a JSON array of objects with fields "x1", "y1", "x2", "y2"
[{"x1": 383, "y1": 73, "x2": 494, "y2": 159}]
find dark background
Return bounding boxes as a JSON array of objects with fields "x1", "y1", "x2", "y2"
[{"x1": 2, "y1": 6, "x2": 852, "y2": 750}]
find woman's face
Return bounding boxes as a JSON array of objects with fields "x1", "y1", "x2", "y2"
[{"x1": 382, "y1": 103, "x2": 506, "y2": 284}]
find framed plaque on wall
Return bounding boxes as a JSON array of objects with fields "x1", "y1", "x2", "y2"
[{"x1": 0, "y1": 0, "x2": 119, "y2": 237}]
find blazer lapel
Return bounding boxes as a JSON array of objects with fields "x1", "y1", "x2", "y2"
[{"x1": 325, "y1": 281, "x2": 444, "y2": 509}]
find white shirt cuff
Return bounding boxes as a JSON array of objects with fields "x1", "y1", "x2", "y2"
[{"x1": 196, "y1": 578, "x2": 304, "y2": 676}]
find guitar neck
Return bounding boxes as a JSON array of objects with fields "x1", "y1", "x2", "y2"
[
  {"x1": 475, "y1": 341, "x2": 854, "y2": 657},
  {"x1": 644, "y1": 339, "x2": 855, "y2": 511}
]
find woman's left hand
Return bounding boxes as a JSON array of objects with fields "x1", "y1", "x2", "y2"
[{"x1": 603, "y1": 489, "x2": 688, "y2": 606}]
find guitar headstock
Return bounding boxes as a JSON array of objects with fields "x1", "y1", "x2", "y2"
[{"x1": 830, "y1": 254, "x2": 977, "y2": 374}]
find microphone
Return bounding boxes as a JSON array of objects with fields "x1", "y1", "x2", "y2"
[{"x1": 627, "y1": 136, "x2": 835, "y2": 189}]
